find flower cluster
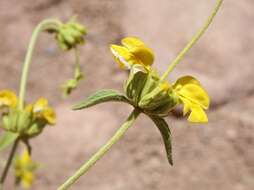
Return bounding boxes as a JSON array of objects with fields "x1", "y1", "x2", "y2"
[
  {"x1": 111, "y1": 37, "x2": 210, "y2": 123},
  {"x1": 0, "y1": 90, "x2": 56, "y2": 138},
  {"x1": 55, "y1": 20, "x2": 87, "y2": 51}
]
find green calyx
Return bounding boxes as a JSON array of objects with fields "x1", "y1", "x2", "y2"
[
  {"x1": 2, "y1": 109, "x2": 47, "y2": 138},
  {"x1": 124, "y1": 66, "x2": 178, "y2": 117},
  {"x1": 124, "y1": 65, "x2": 148, "y2": 106}
]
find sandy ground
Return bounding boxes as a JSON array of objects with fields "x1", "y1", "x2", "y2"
[{"x1": 0, "y1": 0, "x2": 254, "y2": 189}]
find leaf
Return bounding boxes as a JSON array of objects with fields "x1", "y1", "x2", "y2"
[
  {"x1": 73, "y1": 89, "x2": 131, "y2": 110},
  {"x1": 149, "y1": 115, "x2": 173, "y2": 165},
  {"x1": 0, "y1": 131, "x2": 19, "y2": 152}
]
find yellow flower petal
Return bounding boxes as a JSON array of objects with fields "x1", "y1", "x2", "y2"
[
  {"x1": 25, "y1": 104, "x2": 33, "y2": 113},
  {"x1": 32, "y1": 98, "x2": 56, "y2": 125},
  {"x1": 173, "y1": 76, "x2": 201, "y2": 89},
  {"x1": 173, "y1": 76, "x2": 210, "y2": 123},
  {"x1": 130, "y1": 46, "x2": 154, "y2": 67},
  {"x1": 43, "y1": 107, "x2": 56, "y2": 125},
  {"x1": 121, "y1": 37, "x2": 145, "y2": 49},
  {"x1": 33, "y1": 98, "x2": 48, "y2": 113},
  {"x1": 110, "y1": 45, "x2": 137, "y2": 69},
  {"x1": 21, "y1": 171, "x2": 34, "y2": 189},
  {"x1": 179, "y1": 84, "x2": 209, "y2": 109},
  {"x1": 188, "y1": 104, "x2": 208, "y2": 123},
  {"x1": 173, "y1": 76, "x2": 210, "y2": 109},
  {"x1": 122, "y1": 37, "x2": 154, "y2": 66},
  {"x1": 15, "y1": 150, "x2": 37, "y2": 189},
  {"x1": 0, "y1": 90, "x2": 17, "y2": 108},
  {"x1": 20, "y1": 150, "x2": 32, "y2": 165},
  {"x1": 180, "y1": 97, "x2": 191, "y2": 115},
  {"x1": 180, "y1": 97, "x2": 208, "y2": 123},
  {"x1": 110, "y1": 37, "x2": 154, "y2": 70},
  {"x1": 160, "y1": 81, "x2": 170, "y2": 91}
]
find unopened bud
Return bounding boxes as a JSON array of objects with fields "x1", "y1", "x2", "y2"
[{"x1": 56, "y1": 20, "x2": 87, "y2": 51}]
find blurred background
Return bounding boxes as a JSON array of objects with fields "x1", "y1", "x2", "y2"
[{"x1": 0, "y1": 0, "x2": 254, "y2": 189}]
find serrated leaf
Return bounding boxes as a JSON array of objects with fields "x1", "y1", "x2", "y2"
[
  {"x1": 149, "y1": 115, "x2": 173, "y2": 165},
  {"x1": 73, "y1": 89, "x2": 131, "y2": 110},
  {"x1": 0, "y1": 131, "x2": 19, "y2": 152}
]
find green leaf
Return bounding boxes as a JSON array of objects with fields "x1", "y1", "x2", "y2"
[
  {"x1": 73, "y1": 90, "x2": 131, "y2": 110},
  {"x1": 0, "y1": 132, "x2": 19, "y2": 152},
  {"x1": 149, "y1": 115, "x2": 173, "y2": 165}
]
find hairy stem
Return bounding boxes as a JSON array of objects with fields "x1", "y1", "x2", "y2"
[
  {"x1": 18, "y1": 19, "x2": 62, "y2": 109},
  {"x1": 0, "y1": 139, "x2": 19, "y2": 188},
  {"x1": 161, "y1": 0, "x2": 223, "y2": 81},
  {"x1": 57, "y1": 108, "x2": 141, "y2": 190}
]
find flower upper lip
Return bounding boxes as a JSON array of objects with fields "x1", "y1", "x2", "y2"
[
  {"x1": 110, "y1": 37, "x2": 154, "y2": 70},
  {"x1": 172, "y1": 76, "x2": 210, "y2": 123}
]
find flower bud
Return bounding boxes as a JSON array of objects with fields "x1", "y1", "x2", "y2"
[{"x1": 56, "y1": 21, "x2": 87, "y2": 51}]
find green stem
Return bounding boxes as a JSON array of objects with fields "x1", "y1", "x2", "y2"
[
  {"x1": 74, "y1": 47, "x2": 82, "y2": 79},
  {"x1": 18, "y1": 19, "x2": 62, "y2": 109},
  {"x1": 75, "y1": 47, "x2": 80, "y2": 68},
  {"x1": 57, "y1": 108, "x2": 141, "y2": 190},
  {"x1": 0, "y1": 139, "x2": 19, "y2": 188},
  {"x1": 160, "y1": 0, "x2": 223, "y2": 81}
]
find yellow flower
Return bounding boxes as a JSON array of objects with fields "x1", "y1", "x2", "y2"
[
  {"x1": 110, "y1": 36, "x2": 211, "y2": 123},
  {"x1": 0, "y1": 90, "x2": 17, "y2": 108},
  {"x1": 32, "y1": 98, "x2": 56, "y2": 125},
  {"x1": 110, "y1": 37, "x2": 154, "y2": 70},
  {"x1": 160, "y1": 81, "x2": 170, "y2": 91},
  {"x1": 14, "y1": 150, "x2": 37, "y2": 189},
  {"x1": 173, "y1": 76, "x2": 210, "y2": 123}
]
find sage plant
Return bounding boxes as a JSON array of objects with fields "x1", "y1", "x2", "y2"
[
  {"x1": 58, "y1": 0, "x2": 223, "y2": 190},
  {"x1": 0, "y1": 0, "x2": 224, "y2": 189}
]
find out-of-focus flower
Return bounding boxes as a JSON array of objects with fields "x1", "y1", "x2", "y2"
[
  {"x1": 32, "y1": 98, "x2": 56, "y2": 125},
  {"x1": 0, "y1": 90, "x2": 17, "y2": 108},
  {"x1": 0, "y1": 90, "x2": 56, "y2": 137},
  {"x1": 14, "y1": 150, "x2": 38, "y2": 189}
]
